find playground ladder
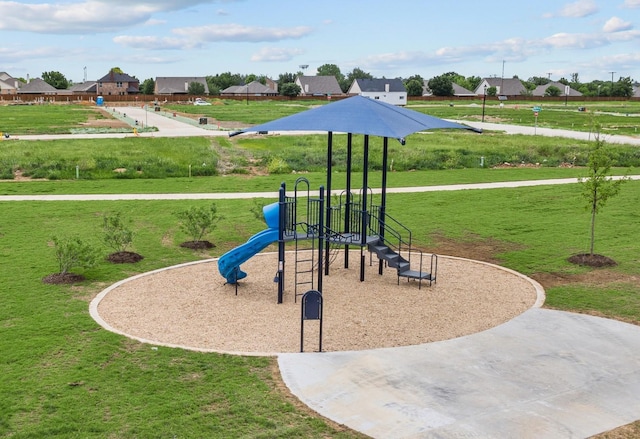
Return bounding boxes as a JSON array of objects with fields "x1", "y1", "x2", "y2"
[{"x1": 294, "y1": 234, "x2": 315, "y2": 302}]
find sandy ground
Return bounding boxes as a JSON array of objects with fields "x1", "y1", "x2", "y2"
[{"x1": 94, "y1": 250, "x2": 540, "y2": 355}]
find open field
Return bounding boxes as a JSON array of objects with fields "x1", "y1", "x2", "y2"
[{"x1": 0, "y1": 101, "x2": 639, "y2": 437}]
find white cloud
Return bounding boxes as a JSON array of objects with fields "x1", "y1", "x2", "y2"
[
  {"x1": 603, "y1": 16, "x2": 633, "y2": 32},
  {"x1": 250, "y1": 47, "x2": 304, "y2": 62},
  {"x1": 0, "y1": 0, "x2": 241, "y2": 34},
  {"x1": 557, "y1": 0, "x2": 598, "y2": 17},
  {"x1": 172, "y1": 23, "x2": 313, "y2": 42},
  {"x1": 622, "y1": 0, "x2": 640, "y2": 8},
  {"x1": 113, "y1": 35, "x2": 200, "y2": 50}
]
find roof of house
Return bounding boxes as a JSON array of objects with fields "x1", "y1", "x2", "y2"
[
  {"x1": 69, "y1": 81, "x2": 97, "y2": 93},
  {"x1": 352, "y1": 78, "x2": 406, "y2": 93},
  {"x1": 532, "y1": 81, "x2": 583, "y2": 97},
  {"x1": 155, "y1": 77, "x2": 210, "y2": 94},
  {"x1": 296, "y1": 75, "x2": 343, "y2": 95},
  {"x1": 477, "y1": 77, "x2": 526, "y2": 96},
  {"x1": 18, "y1": 78, "x2": 58, "y2": 93},
  {"x1": 221, "y1": 81, "x2": 277, "y2": 94},
  {"x1": 452, "y1": 83, "x2": 476, "y2": 96},
  {"x1": 97, "y1": 71, "x2": 139, "y2": 83}
]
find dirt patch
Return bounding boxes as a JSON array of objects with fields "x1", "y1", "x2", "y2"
[
  {"x1": 179, "y1": 240, "x2": 215, "y2": 250},
  {"x1": 568, "y1": 253, "x2": 617, "y2": 267},
  {"x1": 426, "y1": 232, "x2": 524, "y2": 265},
  {"x1": 43, "y1": 273, "x2": 86, "y2": 284},
  {"x1": 107, "y1": 251, "x2": 144, "y2": 264},
  {"x1": 81, "y1": 108, "x2": 129, "y2": 129}
]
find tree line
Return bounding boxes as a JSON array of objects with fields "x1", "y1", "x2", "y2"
[{"x1": 34, "y1": 65, "x2": 637, "y2": 98}]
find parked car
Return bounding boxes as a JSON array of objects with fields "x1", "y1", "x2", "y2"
[{"x1": 194, "y1": 98, "x2": 211, "y2": 106}]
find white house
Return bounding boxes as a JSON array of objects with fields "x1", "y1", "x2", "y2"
[{"x1": 348, "y1": 78, "x2": 407, "y2": 105}]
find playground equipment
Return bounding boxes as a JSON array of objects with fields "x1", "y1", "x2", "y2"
[
  {"x1": 222, "y1": 96, "x2": 480, "y2": 302},
  {"x1": 218, "y1": 176, "x2": 438, "y2": 303}
]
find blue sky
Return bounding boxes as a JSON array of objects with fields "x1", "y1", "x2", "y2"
[{"x1": 2, "y1": 0, "x2": 639, "y2": 84}]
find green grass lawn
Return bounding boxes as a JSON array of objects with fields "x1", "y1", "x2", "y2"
[
  {"x1": 1, "y1": 100, "x2": 639, "y2": 437},
  {"x1": 1, "y1": 177, "x2": 639, "y2": 437}
]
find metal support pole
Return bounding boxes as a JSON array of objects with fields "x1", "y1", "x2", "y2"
[
  {"x1": 379, "y1": 137, "x2": 389, "y2": 275},
  {"x1": 277, "y1": 183, "x2": 286, "y2": 304},
  {"x1": 360, "y1": 135, "x2": 369, "y2": 282},
  {"x1": 324, "y1": 132, "x2": 333, "y2": 276},
  {"x1": 318, "y1": 186, "x2": 325, "y2": 293},
  {"x1": 344, "y1": 133, "x2": 352, "y2": 268}
]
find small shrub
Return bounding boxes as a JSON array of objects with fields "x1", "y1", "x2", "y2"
[
  {"x1": 102, "y1": 211, "x2": 134, "y2": 253},
  {"x1": 51, "y1": 235, "x2": 100, "y2": 275},
  {"x1": 175, "y1": 203, "x2": 222, "y2": 243},
  {"x1": 267, "y1": 157, "x2": 291, "y2": 174}
]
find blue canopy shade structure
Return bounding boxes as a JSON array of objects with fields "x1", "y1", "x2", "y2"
[{"x1": 230, "y1": 95, "x2": 481, "y2": 140}]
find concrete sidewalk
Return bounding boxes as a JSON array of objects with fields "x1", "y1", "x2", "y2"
[
  {"x1": 279, "y1": 308, "x2": 640, "y2": 438},
  {"x1": 1, "y1": 176, "x2": 638, "y2": 202}
]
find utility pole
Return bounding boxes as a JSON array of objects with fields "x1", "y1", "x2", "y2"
[
  {"x1": 501, "y1": 60, "x2": 505, "y2": 94},
  {"x1": 609, "y1": 71, "x2": 616, "y2": 96}
]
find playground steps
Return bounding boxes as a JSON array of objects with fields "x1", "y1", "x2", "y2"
[{"x1": 367, "y1": 238, "x2": 437, "y2": 289}]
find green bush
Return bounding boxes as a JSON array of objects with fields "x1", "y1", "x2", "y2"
[
  {"x1": 175, "y1": 203, "x2": 222, "y2": 243},
  {"x1": 102, "y1": 212, "x2": 134, "y2": 253},
  {"x1": 51, "y1": 235, "x2": 100, "y2": 275},
  {"x1": 267, "y1": 157, "x2": 291, "y2": 174}
]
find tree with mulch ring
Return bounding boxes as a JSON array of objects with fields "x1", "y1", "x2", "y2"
[
  {"x1": 175, "y1": 203, "x2": 221, "y2": 250},
  {"x1": 571, "y1": 133, "x2": 628, "y2": 268},
  {"x1": 102, "y1": 211, "x2": 144, "y2": 264},
  {"x1": 42, "y1": 235, "x2": 100, "y2": 284}
]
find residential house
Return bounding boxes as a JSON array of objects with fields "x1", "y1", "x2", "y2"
[
  {"x1": 295, "y1": 75, "x2": 343, "y2": 96},
  {"x1": 17, "y1": 78, "x2": 61, "y2": 95},
  {"x1": 532, "y1": 81, "x2": 582, "y2": 97},
  {"x1": 475, "y1": 77, "x2": 526, "y2": 97},
  {"x1": 348, "y1": 78, "x2": 407, "y2": 105},
  {"x1": 632, "y1": 84, "x2": 640, "y2": 98},
  {"x1": 155, "y1": 77, "x2": 210, "y2": 95},
  {"x1": 0, "y1": 72, "x2": 22, "y2": 95},
  {"x1": 220, "y1": 81, "x2": 278, "y2": 97},
  {"x1": 97, "y1": 70, "x2": 139, "y2": 96}
]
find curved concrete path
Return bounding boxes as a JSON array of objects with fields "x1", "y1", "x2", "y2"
[{"x1": 279, "y1": 309, "x2": 640, "y2": 438}]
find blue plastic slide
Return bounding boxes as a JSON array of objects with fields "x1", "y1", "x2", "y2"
[{"x1": 218, "y1": 202, "x2": 280, "y2": 284}]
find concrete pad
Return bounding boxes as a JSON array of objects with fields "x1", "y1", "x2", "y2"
[{"x1": 279, "y1": 309, "x2": 640, "y2": 438}]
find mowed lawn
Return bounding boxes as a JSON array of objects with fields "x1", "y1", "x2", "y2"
[{"x1": 1, "y1": 100, "x2": 639, "y2": 437}]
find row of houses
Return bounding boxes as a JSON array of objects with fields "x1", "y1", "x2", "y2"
[{"x1": 3, "y1": 70, "x2": 638, "y2": 105}]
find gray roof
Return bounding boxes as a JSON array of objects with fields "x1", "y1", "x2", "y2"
[
  {"x1": 452, "y1": 83, "x2": 476, "y2": 96},
  {"x1": 352, "y1": 78, "x2": 406, "y2": 92},
  {"x1": 155, "y1": 77, "x2": 210, "y2": 94},
  {"x1": 69, "y1": 81, "x2": 97, "y2": 93},
  {"x1": 18, "y1": 78, "x2": 58, "y2": 93},
  {"x1": 98, "y1": 71, "x2": 138, "y2": 83},
  {"x1": 296, "y1": 75, "x2": 343, "y2": 95},
  {"x1": 221, "y1": 81, "x2": 277, "y2": 95},
  {"x1": 477, "y1": 78, "x2": 526, "y2": 96},
  {"x1": 532, "y1": 81, "x2": 582, "y2": 97}
]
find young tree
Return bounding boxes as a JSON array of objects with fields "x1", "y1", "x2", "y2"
[
  {"x1": 42, "y1": 71, "x2": 70, "y2": 89},
  {"x1": 102, "y1": 212, "x2": 133, "y2": 253},
  {"x1": 579, "y1": 136, "x2": 628, "y2": 256},
  {"x1": 188, "y1": 81, "x2": 206, "y2": 95},
  {"x1": 175, "y1": 203, "x2": 222, "y2": 246}
]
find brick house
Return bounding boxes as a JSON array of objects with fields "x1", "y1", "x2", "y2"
[{"x1": 97, "y1": 70, "x2": 140, "y2": 96}]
